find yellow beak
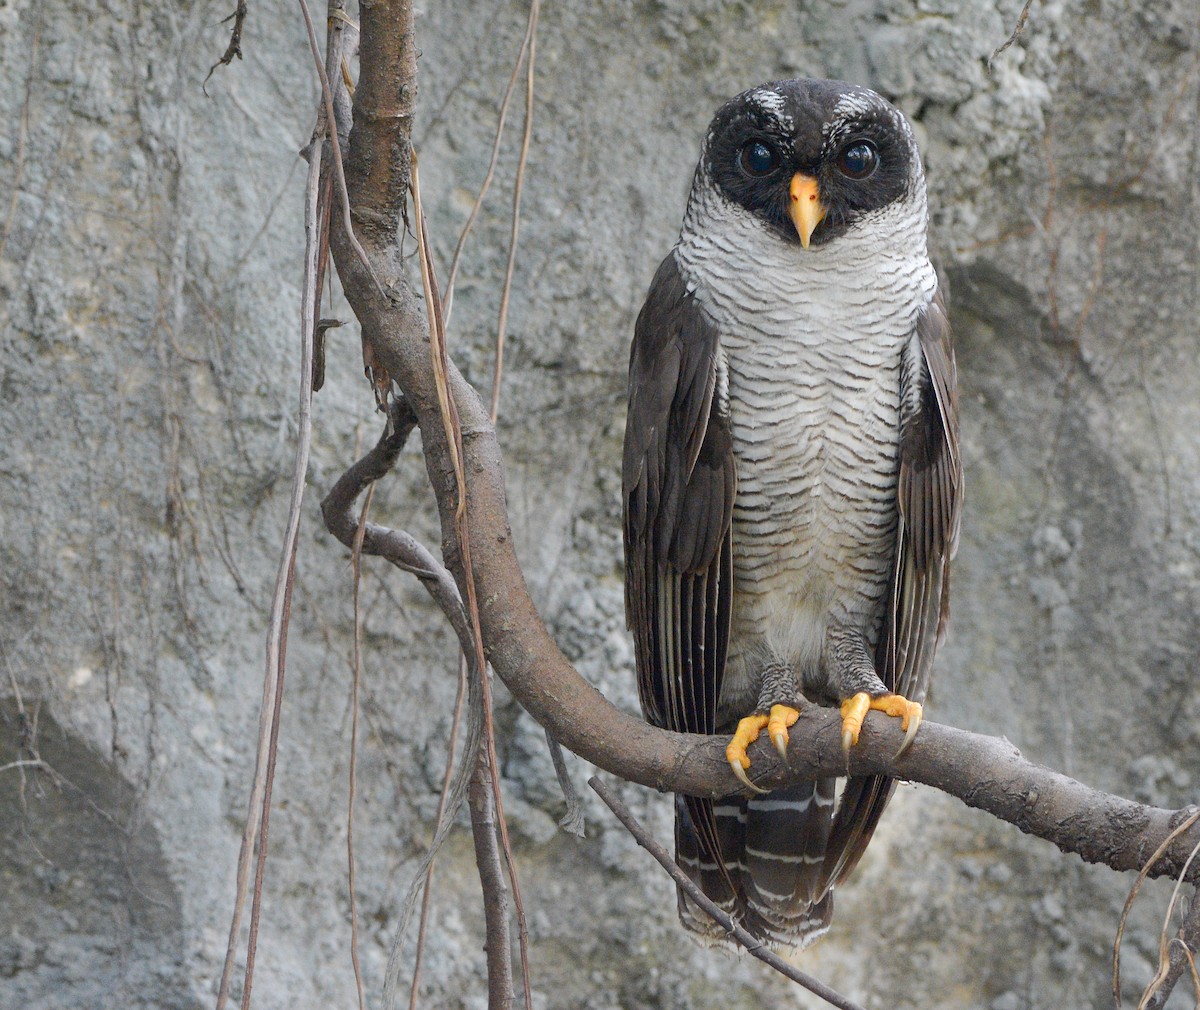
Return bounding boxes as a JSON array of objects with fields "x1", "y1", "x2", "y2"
[{"x1": 788, "y1": 173, "x2": 827, "y2": 249}]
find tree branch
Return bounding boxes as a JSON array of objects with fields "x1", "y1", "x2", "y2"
[
  {"x1": 346, "y1": 0, "x2": 416, "y2": 242},
  {"x1": 472, "y1": 747, "x2": 516, "y2": 1010},
  {"x1": 327, "y1": 0, "x2": 1200, "y2": 900},
  {"x1": 320, "y1": 397, "x2": 473, "y2": 652}
]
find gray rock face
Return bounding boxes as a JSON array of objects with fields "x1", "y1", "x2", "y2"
[{"x1": 2, "y1": 1, "x2": 1198, "y2": 1008}]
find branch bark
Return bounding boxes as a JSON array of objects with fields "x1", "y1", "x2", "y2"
[
  {"x1": 327, "y1": 0, "x2": 1200, "y2": 893},
  {"x1": 471, "y1": 747, "x2": 515, "y2": 1010}
]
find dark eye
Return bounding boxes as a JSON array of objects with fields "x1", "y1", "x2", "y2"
[
  {"x1": 836, "y1": 141, "x2": 879, "y2": 180},
  {"x1": 738, "y1": 140, "x2": 780, "y2": 177}
]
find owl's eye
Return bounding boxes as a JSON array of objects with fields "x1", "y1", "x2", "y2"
[
  {"x1": 738, "y1": 140, "x2": 780, "y2": 177},
  {"x1": 836, "y1": 141, "x2": 879, "y2": 180}
]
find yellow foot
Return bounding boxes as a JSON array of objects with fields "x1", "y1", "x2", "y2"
[
  {"x1": 839, "y1": 692, "x2": 923, "y2": 756},
  {"x1": 725, "y1": 705, "x2": 801, "y2": 793}
]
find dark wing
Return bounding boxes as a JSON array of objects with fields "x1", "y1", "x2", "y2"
[
  {"x1": 885, "y1": 286, "x2": 961, "y2": 701},
  {"x1": 821, "y1": 287, "x2": 963, "y2": 889},
  {"x1": 623, "y1": 251, "x2": 736, "y2": 868}
]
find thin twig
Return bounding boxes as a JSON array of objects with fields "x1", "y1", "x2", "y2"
[
  {"x1": 296, "y1": 0, "x2": 385, "y2": 299},
  {"x1": 205, "y1": 0, "x2": 250, "y2": 89},
  {"x1": 237, "y1": 126, "x2": 325, "y2": 1010},
  {"x1": 1114, "y1": 808, "x2": 1200, "y2": 1007},
  {"x1": 488, "y1": 0, "x2": 539, "y2": 422},
  {"x1": 487, "y1": 729, "x2": 533, "y2": 1010},
  {"x1": 988, "y1": 0, "x2": 1035, "y2": 70},
  {"x1": 347, "y1": 483, "x2": 374, "y2": 1010},
  {"x1": 470, "y1": 745, "x2": 515, "y2": 1010},
  {"x1": 0, "y1": 759, "x2": 47, "y2": 774},
  {"x1": 311, "y1": 1, "x2": 356, "y2": 396},
  {"x1": 1139, "y1": 854, "x2": 1200, "y2": 1009},
  {"x1": 409, "y1": 654, "x2": 470, "y2": 1010},
  {"x1": 411, "y1": 150, "x2": 534, "y2": 1010},
  {"x1": 411, "y1": 153, "x2": 466, "y2": 520},
  {"x1": 589, "y1": 777, "x2": 867, "y2": 1010},
  {"x1": 545, "y1": 729, "x2": 585, "y2": 837},
  {"x1": 214, "y1": 125, "x2": 323, "y2": 1010},
  {"x1": 239, "y1": 563, "x2": 295, "y2": 1010},
  {"x1": 441, "y1": 3, "x2": 538, "y2": 323}
]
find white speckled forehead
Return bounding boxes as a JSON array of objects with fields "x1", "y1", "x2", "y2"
[
  {"x1": 831, "y1": 88, "x2": 880, "y2": 122},
  {"x1": 748, "y1": 86, "x2": 795, "y2": 131},
  {"x1": 825, "y1": 87, "x2": 916, "y2": 156}
]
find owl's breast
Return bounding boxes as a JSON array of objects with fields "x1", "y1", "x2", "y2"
[{"x1": 720, "y1": 315, "x2": 905, "y2": 673}]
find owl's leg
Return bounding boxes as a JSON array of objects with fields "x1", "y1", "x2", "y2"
[
  {"x1": 827, "y1": 626, "x2": 922, "y2": 755},
  {"x1": 725, "y1": 662, "x2": 802, "y2": 793}
]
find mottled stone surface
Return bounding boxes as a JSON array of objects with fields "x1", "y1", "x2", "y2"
[{"x1": 2, "y1": 0, "x2": 1198, "y2": 1007}]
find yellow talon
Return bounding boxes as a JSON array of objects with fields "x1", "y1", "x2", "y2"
[
  {"x1": 840, "y1": 692, "x2": 924, "y2": 755},
  {"x1": 725, "y1": 714, "x2": 770, "y2": 794},
  {"x1": 840, "y1": 694, "x2": 870, "y2": 752},
  {"x1": 767, "y1": 704, "x2": 801, "y2": 759}
]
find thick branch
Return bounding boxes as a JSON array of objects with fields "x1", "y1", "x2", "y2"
[
  {"x1": 320, "y1": 398, "x2": 473, "y2": 652},
  {"x1": 329, "y1": 0, "x2": 1200, "y2": 890},
  {"x1": 347, "y1": 0, "x2": 416, "y2": 241}
]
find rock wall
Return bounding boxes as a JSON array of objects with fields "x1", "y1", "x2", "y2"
[{"x1": 2, "y1": 0, "x2": 1198, "y2": 1007}]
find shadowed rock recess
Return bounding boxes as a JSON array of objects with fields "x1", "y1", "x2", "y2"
[{"x1": 1, "y1": 0, "x2": 1198, "y2": 1007}]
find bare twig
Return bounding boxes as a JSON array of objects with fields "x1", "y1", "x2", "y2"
[
  {"x1": 590, "y1": 777, "x2": 867, "y2": 1010},
  {"x1": 239, "y1": 565, "x2": 294, "y2": 1010},
  {"x1": 214, "y1": 121, "x2": 323, "y2": 1010},
  {"x1": 205, "y1": 1, "x2": 250, "y2": 90},
  {"x1": 1139, "y1": 851, "x2": 1200, "y2": 1009},
  {"x1": 320, "y1": 401, "x2": 470, "y2": 648},
  {"x1": 545, "y1": 729, "x2": 585, "y2": 837},
  {"x1": 0, "y1": 759, "x2": 47, "y2": 774},
  {"x1": 471, "y1": 746, "x2": 515, "y2": 1010},
  {"x1": 409, "y1": 654, "x2": 470, "y2": 1010},
  {"x1": 489, "y1": 0, "x2": 540, "y2": 423},
  {"x1": 411, "y1": 153, "x2": 467, "y2": 523},
  {"x1": 988, "y1": 0, "x2": 1035, "y2": 70},
  {"x1": 347, "y1": 483, "x2": 373, "y2": 1010},
  {"x1": 1114, "y1": 808, "x2": 1200, "y2": 1007},
  {"x1": 296, "y1": 0, "x2": 385, "y2": 299},
  {"x1": 442, "y1": 2, "x2": 539, "y2": 323}
]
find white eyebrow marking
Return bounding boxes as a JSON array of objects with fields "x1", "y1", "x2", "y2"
[
  {"x1": 825, "y1": 88, "x2": 888, "y2": 145},
  {"x1": 751, "y1": 88, "x2": 786, "y2": 114},
  {"x1": 749, "y1": 87, "x2": 794, "y2": 132},
  {"x1": 834, "y1": 89, "x2": 879, "y2": 120}
]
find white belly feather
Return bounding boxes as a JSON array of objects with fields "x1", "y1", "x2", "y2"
[
  {"x1": 722, "y1": 329, "x2": 902, "y2": 685},
  {"x1": 674, "y1": 183, "x2": 936, "y2": 709}
]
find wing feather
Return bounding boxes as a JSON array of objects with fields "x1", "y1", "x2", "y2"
[{"x1": 624, "y1": 250, "x2": 736, "y2": 875}]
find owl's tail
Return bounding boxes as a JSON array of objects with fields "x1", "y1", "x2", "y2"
[{"x1": 673, "y1": 780, "x2": 838, "y2": 949}]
